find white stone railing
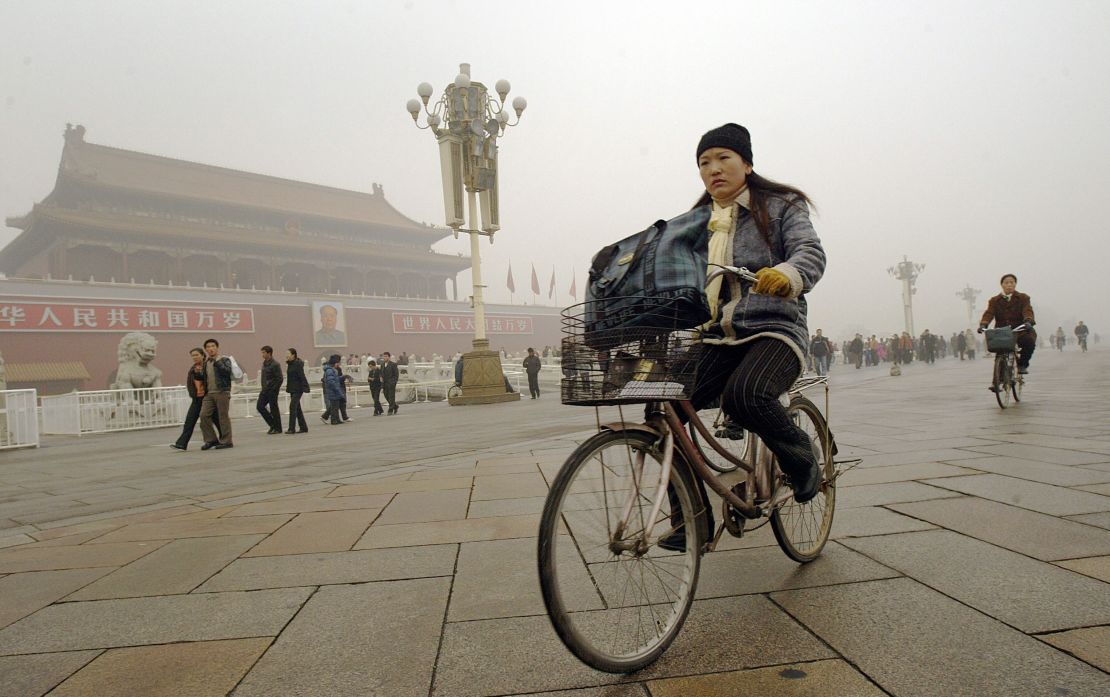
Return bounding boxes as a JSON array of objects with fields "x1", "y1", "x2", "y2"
[
  {"x1": 40, "y1": 386, "x2": 190, "y2": 435},
  {"x1": 1, "y1": 389, "x2": 40, "y2": 449}
]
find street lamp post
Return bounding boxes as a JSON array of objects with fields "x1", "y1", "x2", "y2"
[
  {"x1": 887, "y1": 256, "x2": 925, "y2": 336},
  {"x1": 407, "y1": 63, "x2": 527, "y2": 405},
  {"x1": 956, "y1": 284, "x2": 981, "y2": 329}
]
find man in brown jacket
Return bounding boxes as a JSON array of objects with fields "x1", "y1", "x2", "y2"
[{"x1": 979, "y1": 273, "x2": 1036, "y2": 373}]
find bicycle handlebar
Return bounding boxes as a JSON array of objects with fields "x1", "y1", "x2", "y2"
[{"x1": 706, "y1": 264, "x2": 758, "y2": 285}]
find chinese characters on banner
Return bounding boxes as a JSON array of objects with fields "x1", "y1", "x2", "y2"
[
  {"x1": 392, "y1": 312, "x2": 533, "y2": 334},
  {"x1": 0, "y1": 301, "x2": 255, "y2": 332}
]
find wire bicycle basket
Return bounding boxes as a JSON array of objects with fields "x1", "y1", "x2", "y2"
[{"x1": 560, "y1": 297, "x2": 703, "y2": 406}]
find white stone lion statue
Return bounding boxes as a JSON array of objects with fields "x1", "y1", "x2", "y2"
[{"x1": 112, "y1": 332, "x2": 163, "y2": 390}]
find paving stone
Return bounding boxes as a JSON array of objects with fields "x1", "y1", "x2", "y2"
[
  {"x1": 1068, "y1": 511, "x2": 1110, "y2": 529},
  {"x1": 195, "y1": 480, "x2": 307, "y2": 502},
  {"x1": 0, "y1": 568, "x2": 112, "y2": 629},
  {"x1": 0, "y1": 651, "x2": 101, "y2": 697},
  {"x1": 890, "y1": 496, "x2": 1110, "y2": 560},
  {"x1": 448, "y1": 536, "x2": 597, "y2": 622},
  {"x1": 0, "y1": 533, "x2": 35, "y2": 549},
  {"x1": 196, "y1": 483, "x2": 336, "y2": 509},
  {"x1": 856, "y1": 448, "x2": 991, "y2": 467},
  {"x1": 1078, "y1": 482, "x2": 1110, "y2": 496},
  {"x1": 88, "y1": 514, "x2": 293, "y2": 544},
  {"x1": 197, "y1": 544, "x2": 455, "y2": 592},
  {"x1": 965, "y1": 442, "x2": 1109, "y2": 466},
  {"x1": 647, "y1": 658, "x2": 885, "y2": 696},
  {"x1": 434, "y1": 594, "x2": 834, "y2": 696},
  {"x1": 471, "y1": 472, "x2": 550, "y2": 500},
  {"x1": 243, "y1": 509, "x2": 380, "y2": 557},
  {"x1": 1041, "y1": 626, "x2": 1110, "y2": 672},
  {"x1": 233, "y1": 577, "x2": 449, "y2": 697},
  {"x1": 827, "y1": 505, "x2": 937, "y2": 538},
  {"x1": 223, "y1": 493, "x2": 391, "y2": 516},
  {"x1": 374, "y1": 489, "x2": 470, "y2": 525},
  {"x1": 467, "y1": 496, "x2": 547, "y2": 518},
  {"x1": 940, "y1": 455, "x2": 1110, "y2": 486},
  {"x1": 837, "y1": 461, "x2": 978, "y2": 486},
  {"x1": 925, "y1": 474, "x2": 1110, "y2": 515},
  {"x1": 773, "y1": 577, "x2": 1110, "y2": 697},
  {"x1": 841, "y1": 530, "x2": 1110, "y2": 633},
  {"x1": 48, "y1": 638, "x2": 270, "y2": 697},
  {"x1": 66, "y1": 535, "x2": 265, "y2": 600},
  {"x1": 0, "y1": 540, "x2": 167, "y2": 573},
  {"x1": 505, "y1": 686, "x2": 650, "y2": 697},
  {"x1": 690, "y1": 541, "x2": 899, "y2": 599},
  {"x1": 1055, "y1": 556, "x2": 1110, "y2": 583},
  {"x1": 328, "y1": 476, "x2": 473, "y2": 497},
  {"x1": 0, "y1": 587, "x2": 312, "y2": 654},
  {"x1": 827, "y1": 481, "x2": 960, "y2": 509},
  {"x1": 355, "y1": 513, "x2": 541, "y2": 549}
]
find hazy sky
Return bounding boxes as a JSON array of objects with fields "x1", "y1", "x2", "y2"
[{"x1": 3, "y1": 0, "x2": 1108, "y2": 339}]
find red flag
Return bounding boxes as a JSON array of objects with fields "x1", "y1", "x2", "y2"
[
  {"x1": 569, "y1": 271, "x2": 577, "y2": 300},
  {"x1": 548, "y1": 267, "x2": 556, "y2": 299},
  {"x1": 506, "y1": 264, "x2": 515, "y2": 294},
  {"x1": 530, "y1": 264, "x2": 540, "y2": 295}
]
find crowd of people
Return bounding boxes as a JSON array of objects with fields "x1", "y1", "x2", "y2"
[
  {"x1": 808, "y1": 320, "x2": 1095, "y2": 377},
  {"x1": 170, "y1": 341, "x2": 407, "y2": 451}
]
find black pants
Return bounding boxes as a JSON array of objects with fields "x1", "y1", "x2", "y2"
[
  {"x1": 690, "y1": 338, "x2": 817, "y2": 479},
  {"x1": 256, "y1": 391, "x2": 281, "y2": 431},
  {"x1": 370, "y1": 383, "x2": 383, "y2": 414},
  {"x1": 287, "y1": 392, "x2": 307, "y2": 432},
  {"x1": 383, "y1": 382, "x2": 398, "y2": 412},
  {"x1": 175, "y1": 397, "x2": 221, "y2": 448},
  {"x1": 527, "y1": 372, "x2": 540, "y2": 398},
  {"x1": 322, "y1": 398, "x2": 345, "y2": 424},
  {"x1": 1018, "y1": 335, "x2": 1036, "y2": 368}
]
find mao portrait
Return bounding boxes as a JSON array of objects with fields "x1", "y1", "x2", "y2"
[{"x1": 312, "y1": 301, "x2": 347, "y2": 347}]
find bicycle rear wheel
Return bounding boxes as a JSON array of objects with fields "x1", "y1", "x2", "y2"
[
  {"x1": 770, "y1": 396, "x2": 836, "y2": 563},
  {"x1": 689, "y1": 406, "x2": 748, "y2": 473},
  {"x1": 993, "y1": 355, "x2": 1011, "y2": 409},
  {"x1": 538, "y1": 429, "x2": 702, "y2": 673}
]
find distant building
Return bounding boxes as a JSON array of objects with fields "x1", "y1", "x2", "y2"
[
  {"x1": 2, "y1": 124, "x2": 468, "y2": 297},
  {"x1": 0, "y1": 125, "x2": 558, "y2": 391}
]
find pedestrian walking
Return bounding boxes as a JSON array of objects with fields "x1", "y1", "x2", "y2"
[
  {"x1": 285, "y1": 348, "x2": 309, "y2": 434},
  {"x1": 381, "y1": 351, "x2": 400, "y2": 415},
  {"x1": 170, "y1": 347, "x2": 221, "y2": 450},
  {"x1": 257, "y1": 345, "x2": 283, "y2": 434},
  {"x1": 367, "y1": 359, "x2": 384, "y2": 415},
  {"x1": 322, "y1": 354, "x2": 344, "y2": 425},
  {"x1": 523, "y1": 347, "x2": 542, "y2": 399},
  {"x1": 199, "y1": 338, "x2": 234, "y2": 450}
]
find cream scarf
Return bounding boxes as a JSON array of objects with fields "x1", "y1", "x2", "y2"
[{"x1": 705, "y1": 185, "x2": 750, "y2": 320}]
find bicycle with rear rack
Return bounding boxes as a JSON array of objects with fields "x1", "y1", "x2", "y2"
[
  {"x1": 982, "y1": 324, "x2": 1028, "y2": 409},
  {"x1": 537, "y1": 266, "x2": 861, "y2": 673}
]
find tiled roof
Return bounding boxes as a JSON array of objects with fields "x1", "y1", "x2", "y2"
[
  {"x1": 4, "y1": 362, "x2": 91, "y2": 383},
  {"x1": 59, "y1": 132, "x2": 437, "y2": 232}
]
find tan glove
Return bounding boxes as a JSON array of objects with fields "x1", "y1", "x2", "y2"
[{"x1": 753, "y1": 267, "x2": 792, "y2": 297}]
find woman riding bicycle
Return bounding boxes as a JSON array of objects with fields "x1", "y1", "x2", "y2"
[
  {"x1": 979, "y1": 273, "x2": 1036, "y2": 373},
  {"x1": 688, "y1": 124, "x2": 826, "y2": 503}
]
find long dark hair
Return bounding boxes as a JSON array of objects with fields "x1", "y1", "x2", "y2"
[{"x1": 692, "y1": 171, "x2": 814, "y2": 247}]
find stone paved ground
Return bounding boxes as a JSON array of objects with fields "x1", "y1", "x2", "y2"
[{"x1": 1, "y1": 348, "x2": 1109, "y2": 696}]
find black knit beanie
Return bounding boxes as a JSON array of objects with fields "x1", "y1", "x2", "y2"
[{"x1": 696, "y1": 123, "x2": 753, "y2": 164}]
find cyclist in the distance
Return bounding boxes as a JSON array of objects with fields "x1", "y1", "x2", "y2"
[
  {"x1": 1075, "y1": 321, "x2": 1089, "y2": 352},
  {"x1": 979, "y1": 273, "x2": 1036, "y2": 374}
]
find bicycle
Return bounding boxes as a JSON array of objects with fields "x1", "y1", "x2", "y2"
[
  {"x1": 983, "y1": 324, "x2": 1027, "y2": 409},
  {"x1": 537, "y1": 267, "x2": 860, "y2": 673}
]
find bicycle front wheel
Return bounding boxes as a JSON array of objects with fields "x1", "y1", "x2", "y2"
[
  {"x1": 770, "y1": 396, "x2": 836, "y2": 563},
  {"x1": 993, "y1": 355, "x2": 1011, "y2": 409},
  {"x1": 1011, "y1": 357, "x2": 1023, "y2": 403},
  {"x1": 538, "y1": 429, "x2": 702, "y2": 673}
]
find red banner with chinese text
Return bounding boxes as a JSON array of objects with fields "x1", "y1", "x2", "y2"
[
  {"x1": 391, "y1": 312, "x2": 533, "y2": 334},
  {"x1": 0, "y1": 301, "x2": 255, "y2": 332}
]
